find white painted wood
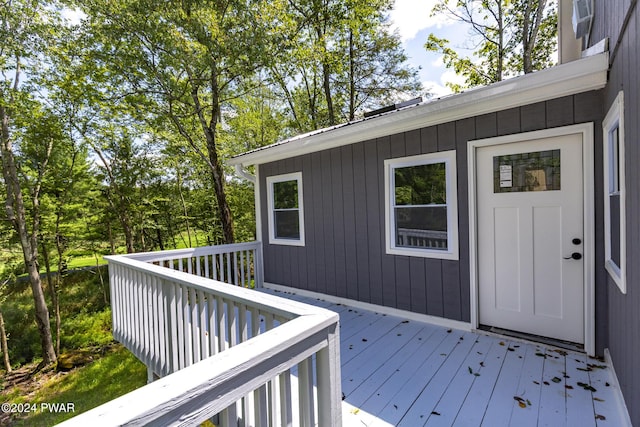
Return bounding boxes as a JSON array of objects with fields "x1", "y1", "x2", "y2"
[
  {"x1": 603, "y1": 91, "x2": 627, "y2": 293},
  {"x1": 263, "y1": 282, "x2": 472, "y2": 332},
  {"x1": 476, "y1": 130, "x2": 586, "y2": 344},
  {"x1": 469, "y1": 123, "x2": 596, "y2": 354},
  {"x1": 600, "y1": 349, "x2": 633, "y2": 426},
  {"x1": 96, "y1": 247, "x2": 343, "y2": 425},
  {"x1": 384, "y1": 151, "x2": 459, "y2": 260}
]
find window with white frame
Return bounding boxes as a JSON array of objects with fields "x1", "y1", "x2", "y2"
[
  {"x1": 266, "y1": 172, "x2": 305, "y2": 246},
  {"x1": 603, "y1": 91, "x2": 626, "y2": 293},
  {"x1": 385, "y1": 151, "x2": 458, "y2": 259}
]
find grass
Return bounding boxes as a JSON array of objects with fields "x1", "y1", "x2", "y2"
[{"x1": 7, "y1": 346, "x2": 147, "y2": 426}]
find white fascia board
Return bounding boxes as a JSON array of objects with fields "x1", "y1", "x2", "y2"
[{"x1": 229, "y1": 52, "x2": 608, "y2": 167}]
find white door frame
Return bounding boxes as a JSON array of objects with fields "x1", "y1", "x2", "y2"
[{"x1": 468, "y1": 123, "x2": 595, "y2": 355}]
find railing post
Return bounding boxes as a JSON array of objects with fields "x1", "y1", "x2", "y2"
[
  {"x1": 255, "y1": 243, "x2": 264, "y2": 289},
  {"x1": 317, "y1": 321, "x2": 342, "y2": 427}
]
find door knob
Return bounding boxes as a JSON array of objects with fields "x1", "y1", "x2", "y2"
[{"x1": 563, "y1": 252, "x2": 582, "y2": 260}]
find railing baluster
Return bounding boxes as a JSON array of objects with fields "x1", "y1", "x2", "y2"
[
  {"x1": 175, "y1": 283, "x2": 185, "y2": 370},
  {"x1": 298, "y1": 357, "x2": 315, "y2": 427},
  {"x1": 209, "y1": 295, "x2": 217, "y2": 356},
  {"x1": 199, "y1": 290, "x2": 208, "y2": 360},
  {"x1": 280, "y1": 370, "x2": 293, "y2": 426},
  {"x1": 183, "y1": 285, "x2": 192, "y2": 366},
  {"x1": 226, "y1": 252, "x2": 232, "y2": 284},
  {"x1": 217, "y1": 297, "x2": 227, "y2": 352},
  {"x1": 190, "y1": 287, "x2": 200, "y2": 363}
]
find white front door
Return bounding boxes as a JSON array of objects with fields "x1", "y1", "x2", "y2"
[{"x1": 477, "y1": 133, "x2": 584, "y2": 344}]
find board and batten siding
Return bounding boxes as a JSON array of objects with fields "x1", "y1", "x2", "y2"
[
  {"x1": 259, "y1": 92, "x2": 603, "y2": 326},
  {"x1": 590, "y1": 2, "x2": 640, "y2": 425}
]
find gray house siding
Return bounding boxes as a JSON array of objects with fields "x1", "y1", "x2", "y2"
[
  {"x1": 260, "y1": 92, "x2": 605, "y2": 329},
  {"x1": 590, "y1": 2, "x2": 640, "y2": 424}
]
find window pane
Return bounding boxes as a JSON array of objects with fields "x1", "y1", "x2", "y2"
[
  {"x1": 611, "y1": 126, "x2": 620, "y2": 193},
  {"x1": 493, "y1": 149, "x2": 561, "y2": 193},
  {"x1": 274, "y1": 210, "x2": 300, "y2": 239},
  {"x1": 610, "y1": 194, "x2": 621, "y2": 267},
  {"x1": 274, "y1": 180, "x2": 298, "y2": 209},
  {"x1": 395, "y1": 163, "x2": 446, "y2": 205},
  {"x1": 395, "y1": 206, "x2": 448, "y2": 250}
]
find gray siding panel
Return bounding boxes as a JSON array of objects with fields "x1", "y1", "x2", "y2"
[
  {"x1": 378, "y1": 137, "x2": 397, "y2": 308},
  {"x1": 520, "y1": 102, "x2": 546, "y2": 132},
  {"x1": 589, "y1": 3, "x2": 640, "y2": 424},
  {"x1": 341, "y1": 146, "x2": 359, "y2": 300},
  {"x1": 546, "y1": 96, "x2": 574, "y2": 128},
  {"x1": 365, "y1": 141, "x2": 384, "y2": 306},
  {"x1": 497, "y1": 107, "x2": 521, "y2": 135},
  {"x1": 260, "y1": 93, "x2": 602, "y2": 328},
  {"x1": 330, "y1": 148, "x2": 347, "y2": 298},
  {"x1": 353, "y1": 143, "x2": 370, "y2": 302}
]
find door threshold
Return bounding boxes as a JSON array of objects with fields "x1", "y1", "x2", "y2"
[{"x1": 478, "y1": 325, "x2": 584, "y2": 353}]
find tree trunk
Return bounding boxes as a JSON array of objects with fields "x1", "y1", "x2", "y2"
[
  {"x1": 206, "y1": 130, "x2": 234, "y2": 244},
  {"x1": 348, "y1": 29, "x2": 356, "y2": 121},
  {"x1": 40, "y1": 240, "x2": 61, "y2": 356},
  {"x1": 1, "y1": 105, "x2": 57, "y2": 366},
  {"x1": 0, "y1": 309, "x2": 11, "y2": 373}
]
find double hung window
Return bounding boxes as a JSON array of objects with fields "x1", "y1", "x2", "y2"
[
  {"x1": 603, "y1": 91, "x2": 626, "y2": 293},
  {"x1": 267, "y1": 172, "x2": 305, "y2": 246},
  {"x1": 385, "y1": 151, "x2": 458, "y2": 259}
]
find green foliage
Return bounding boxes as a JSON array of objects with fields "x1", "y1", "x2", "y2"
[
  {"x1": 1, "y1": 268, "x2": 110, "y2": 367},
  {"x1": 9, "y1": 346, "x2": 147, "y2": 426},
  {"x1": 426, "y1": 0, "x2": 557, "y2": 92}
]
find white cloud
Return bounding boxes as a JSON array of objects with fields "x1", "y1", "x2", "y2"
[
  {"x1": 431, "y1": 55, "x2": 444, "y2": 68},
  {"x1": 389, "y1": 0, "x2": 455, "y2": 42}
]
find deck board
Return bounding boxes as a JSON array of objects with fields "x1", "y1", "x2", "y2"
[{"x1": 260, "y1": 288, "x2": 629, "y2": 426}]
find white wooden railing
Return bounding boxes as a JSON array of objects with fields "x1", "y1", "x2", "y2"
[
  {"x1": 59, "y1": 242, "x2": 342, "y2": 427},
  {"x1": 397, "y1": 228, "x2": 448, "y2": 249}
]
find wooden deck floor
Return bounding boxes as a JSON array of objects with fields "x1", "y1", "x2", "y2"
[{"x1": 262, "y1": 288, "x2": 628, "y2": 427}]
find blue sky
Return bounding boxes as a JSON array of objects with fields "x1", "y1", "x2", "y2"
[{"x1": 389, "y1": 0, "x2": 474, "y2": 97}]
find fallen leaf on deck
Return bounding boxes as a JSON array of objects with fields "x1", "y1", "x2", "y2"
[
  {"x1": 595, "y1": 414, "x2": 606, "y2": 420},
  {"x1": 565, "y1": 385, "x2": 574, "y2": 389},
  {"x1": 535, "y1": 352, "x2": 547, "y2": 358},
  {"x1": 588, "y1": 363, "x2": 607, "y2": 370},
  {"x1": 543, "y1": 381, "x2": 550, "y2": 385},
  {"x1": 362, "y1": 338, "x2": 367, "y2": 342},
  {"x1": 552, "y1": 377, "x2": 562, "y2": 383},
  {"x1": 499, "y1": 341, "x2": 505, "y2": 346},
  {"x1": 351, "y1": 408, "x2": 360, "y2": 415},
  {"x1": 518, "y1": 401, "x2": 527, "y2": 408},
  {"x1": 401, "y1": 320, "x2": 409, "y2": 324},
  {"x1": 431, "y1": 411, "x2": 441, "y2": 416},
  {"x1": 533, "y1": 381, "x2": 540, "y2": 385},
  {"x1": 480, "y1": 361, "x2": 485, "y2": 367},
  {"x1": 577, "y1": 382, "x2": 597, "y2": 392},
  {"x1": 513, "y1": 396, "x2": 524, "y2": 402},
  {"x1": 593, "y1": 397, "x2": 605, "y2": 402},
  {"x1": 447, "y1": 329, "x2": 452, "y2": 333}
]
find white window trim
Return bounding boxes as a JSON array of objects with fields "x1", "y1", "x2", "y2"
[
  {"x1": 266, "y1": 172, "x2": 305, "y2": 247},
  {"x1": 603, "y1": 91, "x2": 626, "y2": 293},
  {"x1": 384, "y1": 151, "x2": 459, "y2": 260}
]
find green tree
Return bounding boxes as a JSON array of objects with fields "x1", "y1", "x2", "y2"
[
  {"x1": 425, "y1": 0, "x2": 557, "y2": 92},
  {"x1": 75, "y1": 0, "x2": 280, "y2": 245},
  {"x1": 0, "y1": 0, "x2": 63, "y2": 366},
  {"x1": 268, "y1": 0, "x2": 422, "y2": 131}
]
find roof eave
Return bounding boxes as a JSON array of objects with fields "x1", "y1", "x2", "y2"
[{"x1": 228, "y1": 52, "x2": 609, "y2": 167}]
